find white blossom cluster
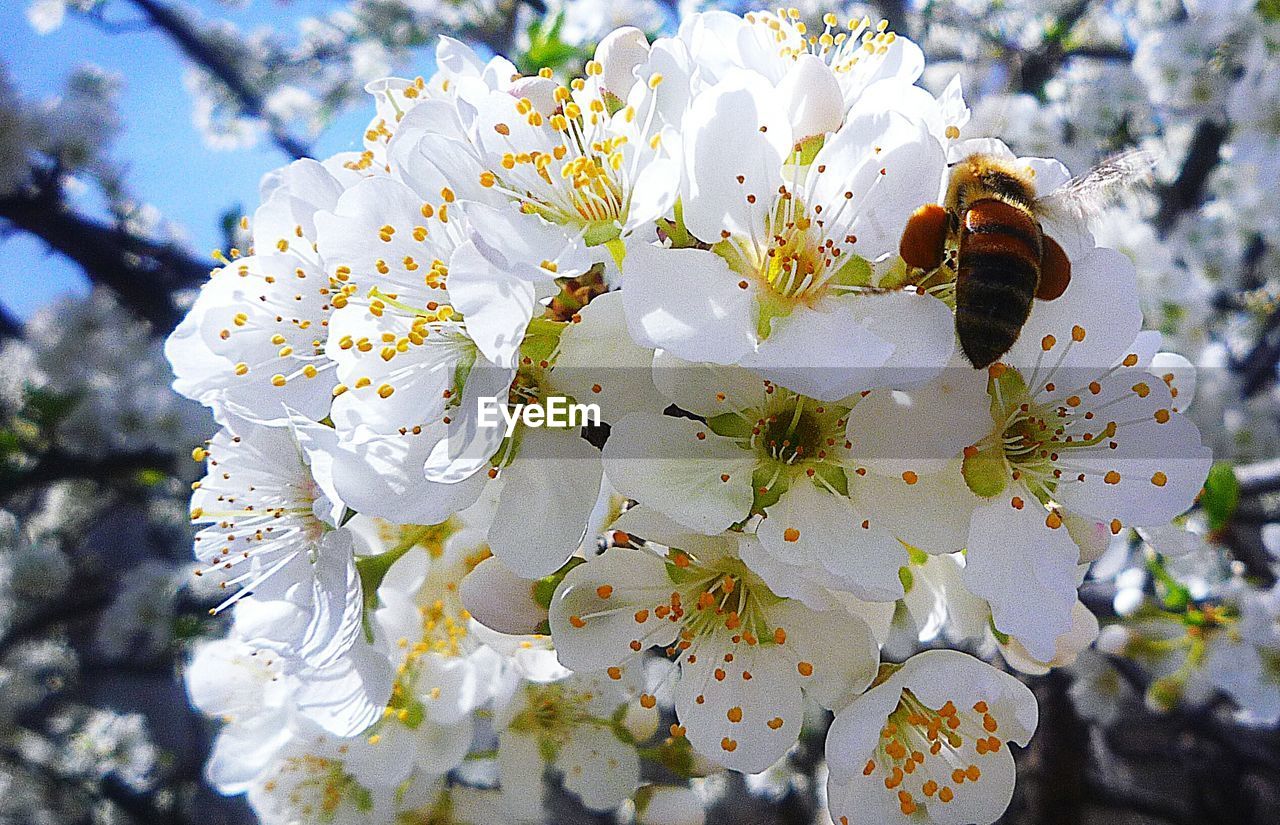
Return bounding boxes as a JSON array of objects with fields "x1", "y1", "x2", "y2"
[{"x1": 162, "y1": 8, "x2": 1219, "y2": 824}]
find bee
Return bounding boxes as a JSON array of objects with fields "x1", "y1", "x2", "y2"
[{"x1": 899, "y1": 149, "x2": 1155, "y2": 369}]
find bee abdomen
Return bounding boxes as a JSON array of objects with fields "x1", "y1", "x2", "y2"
[{"x1": 955, "y1": 199, "x2": 1043, "y2": 368}]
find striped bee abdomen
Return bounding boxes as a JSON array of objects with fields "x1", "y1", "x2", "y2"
[{"x1": 955, "y1": 198, "x2": 1043, "y2": 369}]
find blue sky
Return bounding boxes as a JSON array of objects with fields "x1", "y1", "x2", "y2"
[{"x1": 0, "y1": 0, "x2": 423, "y2": 319}]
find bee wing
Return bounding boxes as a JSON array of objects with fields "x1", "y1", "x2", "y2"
[{"x1": 1037, "y1": 149, "x2": 1157, "y2": 230}]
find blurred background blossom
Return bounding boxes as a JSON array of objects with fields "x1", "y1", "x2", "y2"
[{"x1": 3, "y1": 1, "x2": 1280, "y2": 823}]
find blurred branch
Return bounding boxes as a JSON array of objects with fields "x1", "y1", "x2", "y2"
[
  {"x1": 0, "y1": 447, "x2": 176, "y2": 502},
  {"x1": 125, "y1": 0, "x2": 311, "y2": 160},
  {"x1": 1155, "y1": 119, "x2": 1229, "y2": 236},
  {"x1": 0, "y1": 300, "x2": 21, "y2": 340},
  {"x1": 1236, "y1": 457, "x2": 1280, "y2": 497},
  {"x1": 1015, "y1": 1, "x2": 1091, "y2": 96},
  {"x1": 0, "y1": 179, "x2": 210, "y2": 332},
  {"x1": 0, "y1": 597, "x2": 112, "y2": 661}
]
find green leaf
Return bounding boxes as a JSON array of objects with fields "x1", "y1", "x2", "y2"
[
  {"x1": 1201, "y1": 461, "x2": 1239, "y2": 532},
  {"x1": 515, "y1": 10, "x2": 592, "y2": 76}
]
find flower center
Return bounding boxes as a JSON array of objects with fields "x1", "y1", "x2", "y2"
[
  {"x1": 715, "y1": 195, "x2": 870, "y2": 316},
  {"x1": 760, "y1": 404, "x2": 824, "y2": 465},
  {"x1": 481, "y1": 71, "x2": 647, "y2": 247},
  {"x1": 509, "y1": 682, "x2": 595, "y2": 740},
  {"x1": 671, "y1": 555, "x2": 782, "y2": 644},
  {"x1": 265, "y1": 755, "x2": 373, "y2": 819},
  {"x1": 749, "y1": 10, "x2": 903, "y2": 77},
  {"x1": 860, "y1": 690, "x2": 1010, "y2": 818}
]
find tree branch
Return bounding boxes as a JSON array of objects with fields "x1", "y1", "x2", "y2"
[
  {"x1": 0, "y1": 447, "x2": 177, "y2": 502},
  {"x1": 0, "y1": 300, "x2": 21, "y2": 340},
  {"x1": 1155, "y1": 119, "x2": 1229, "y2": 236},
  {"x1": 126, "y1": 0, "x2": 311, "y2": 160},
  {"x1": 0, "y1": 184, "x2": 210, "y2": 332}
]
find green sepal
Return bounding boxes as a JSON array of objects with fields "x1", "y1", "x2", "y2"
[
  {"x1": 532, "y1": 556, "x2": 587, "y2": 609},
  {"x1": 827, "y1": 253, "x2": 873, "y2": 289},
  {"x1": 521, "y1": 316, "x2": 566, "y2": 364},
  {"x1": 707, "y1": 412, "x2": 753, "y2": 439},
  {"x1": 795, "y1": 133, "x2": 826, "y2": 166},
  {"x1": 751, "y1": 464, "x2": 790, "y2": 514},
  {"x1": 656, "y1": 199, "x2": 702, "y2": 249},
  {"x1": 583, "y1": 220, "x2": 622, "y2": 248},
  {"x1": 988, "y1": 615, "x2": 1011, "y2": 645},
  {"x1": 812, "y1": 462, "x2": 849, "y2": 497},
  {"x1": 962, "y1": 442, "x2": 1007, "y2": 499}
]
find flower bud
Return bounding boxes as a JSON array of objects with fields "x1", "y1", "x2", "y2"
[
  {"x1": 596, "y1": 26, "x2": 650, "y2": 104},
  {"x1": 776, "y1": 54, "x2": 843, "y2": 141}
]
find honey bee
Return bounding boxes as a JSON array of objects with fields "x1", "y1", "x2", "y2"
[{"x1": 899, "y1": 149, "x2": 1155, "y2": 369}]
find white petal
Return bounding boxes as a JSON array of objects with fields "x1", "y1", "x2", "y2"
[
  {"x1": 487, "y1": 427, "x2": 604, "y2": 578},
  {"x1": 460, "y1": 556, "x2": 545, "y2": 636},
  {"x1": 963, "y1": 497, "x2": 1080, "y2": 661},
  {"x1": 810, "y1": 109, "x2": 946, "y2": 259},
  {"x1": 681, "y1": 72, "x2": 791, "y2": 243},
  {"x1": 448, "y1": 241, "x2": 536, "y2": 369},
  {"x1": 548, "y1": 546, "x2": 680, "y2": 672},
  {"x1": 1008, "y1": 246, "x2": 1141, "y2": 372},
  {"x1": 674, "y1": 637, "x2": 804, "y2": 773},
  {"x1": 555, "y1": 727, "x2": 641, "y2": 811},
  {"x1": 603, "y1": 412, "x2": 755, "y2": 534},
  {"x1": 768, "y1": 600, "x2": 878, "y2": 710},
  {"x1": 776, "y1": 54, "x2": 843, "y2": 139},
  {"x1": 757, "y1": 480, "x2": 907, "y2": 602},
  {"x1": 620, "y1": 242, "x2": 757, "y2": 364},
  {"x1": 292, "y1": 641, "x2": 394, "y2": 736},
  {"x1": 549, "y1": 291, "x2": 666, "y2": 421},
  {"x1": 650, "y1": 351, "x2": 767, "y2": 417},
  {"x1": 845, "y1": 366, "x2": 990, "y2": 478}
]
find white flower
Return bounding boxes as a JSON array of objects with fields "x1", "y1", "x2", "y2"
[
  {"x1": 604, "y1": 362, "x2": 946, "y2": 601},
  {"x1": 679, "y1": 11, "x2": 925, "y2": 121},
  {"x1": 622, "y1": 73, "x2": 952, "y2": 400},
  {"x1": 495, "y1": 669, "x2": 643, "y2": 812},
  {"x1": 167, "y1": 159, "x2": 352, "y2": 423},
  {"x1": 360, "y1": 519, "x2": 502, "y2": 772},
  {"x1": 185, "y1": 636, "x2": 294, "y2": 793},
  {"x1": 826, "y1": 650, "x2": 1037, "y2": 825},
  {"x1": 638, "y1": 784, "x2": 708, "y2": 825},
  {"x1": 1206, "y1": 583, "x2": 1280, "y2": 725},
  {"x1": 845, "y1": 247, "x2": 1211, "y2": 658},
  {"x1": 245, "y1": 733, "x2": 398, "y2": 825},
  {"x1": 548, "y1": 507, "x2": 878, "y2": 772},
  {"x1": 314, "y1": 187, "x2": 630, "y2": 577},
  {"x1": 190, "y1": 418, "x2": 342, "y2": 604}
]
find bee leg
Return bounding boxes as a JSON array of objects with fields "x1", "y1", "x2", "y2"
[
  {"x1": 1036, "y1": 235, "x2": 1071, "y2": 301},
  {"x1": 899, "y1": 204, "x2": 949, "y2": 271}
]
